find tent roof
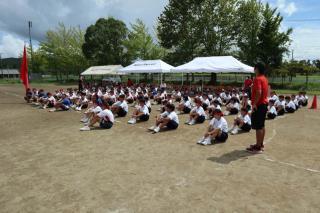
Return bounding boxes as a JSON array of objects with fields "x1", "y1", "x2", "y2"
[
  {"x1": 119, "y1": 60, "x2": 174, "y2": 74},
  {"x1": 81, "y1": 65, "x2": 124, "y2": 76},
  {"x1": 171, "y1": 56, "x2": 254, "y2": 73}
]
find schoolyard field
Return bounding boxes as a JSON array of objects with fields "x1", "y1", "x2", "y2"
[{"x1": 0, "y1": 84, "x2": 319, "y2": 213}]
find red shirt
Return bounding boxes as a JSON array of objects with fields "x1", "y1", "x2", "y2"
[
  {"x1": 244, "y1": 79, "x2": 253, "y2": 89},
  {"x1": 251, "y1": 75, "x2": 269, "y2": 106}
]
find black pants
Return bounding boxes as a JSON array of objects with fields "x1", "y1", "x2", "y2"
[{"x1": 251, "y1": 104, "x2": 268, "y2": 130}]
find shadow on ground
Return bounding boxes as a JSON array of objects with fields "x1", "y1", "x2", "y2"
[{"x1": 207, "y1": 150, "x2": 253, "y2": 164}]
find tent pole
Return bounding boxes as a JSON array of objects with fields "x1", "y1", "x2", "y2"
[
  {"x1": 202, "y1": 74, "x2": 204, "y2": 92},
  {"x1": 160, "y1": 73, "x2": 163, "y2": 85},
  {"x1": 182, "y1": 73, "x2": 184, "y2": 87}
]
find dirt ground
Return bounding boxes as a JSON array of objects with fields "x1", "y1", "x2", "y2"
[{"x1": 0, "y1": 84, "x2": 319, "y2": 213}]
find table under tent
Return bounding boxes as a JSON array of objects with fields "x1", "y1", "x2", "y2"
[
  {"x1": 119, "y1": 60, "x2": 174, "y2": 84},
  {"x1": 171, "y1": 56, "x2": 254, "y2": 91}
]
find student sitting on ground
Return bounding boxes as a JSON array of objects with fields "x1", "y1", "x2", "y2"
[
  {"x1": 128, "y1": 98, "x2": 150, "y2": 124},
  {"x1": 291, "y1": 94, "x2": 300, "y2": 110},
  {"x1": 80, "y1": 100, "x2": 114, "y2": 131},
  {"x1": 111, "y1": 94, "x2": 128, "y2": 117},
  {"x1": 49, "y1": 94, "x2": 71, "y2": 112},
  {"x1": 267, "y1": 99, "x2": 277, "y2": 119},
  {"x1": 24, "y1": 88, "x2": 33, "y2": 103},
  {"x1": 148, "y1": 103, "x2": 179, "y2": 133},
  {"x1": 285, "y1": 96, "x2": 296, "y2": 113},
  {"x1": 74, "y1": 93, "x2": 89, "y2": 111},
  {"x1": 275, "y1": 95, "x2": 285, "y2": 116},
  {"x1": 40, "y1": 92, "x2": 56, "y2": 109},
  {"x1": 185, "y1": 98, "x2": 206, "y2": 125},
  {"x1": 197, "y1": 109, "x2": 229, "y2": 146},
  {"x1": 81, "y1": 99, "x2": 102, "y2": 124},
  {"x1": 224, "y1": 97, "x2": 240, "y2": 115},
  {"x1": 228, "y1": 108, "x2": 251, "y2": 135},
  {"x1": 298, "y1": 92, "x2": 308, "y2": 107},
  {"x1": 177, "y1": 95, "x2": 192, "y2": 114}
]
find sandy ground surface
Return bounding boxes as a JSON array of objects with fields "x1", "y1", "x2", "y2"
[{"x1": 0, "y1": 84, "x2": 319, "y2": 213}]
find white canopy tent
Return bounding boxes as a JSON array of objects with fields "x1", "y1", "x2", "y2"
[
  {"x1": 171, "y1": 56, "x2": 254, "y2": 74},
  {"x1": 171, "y1": 56, "x2": 254, "y2": 90},
  {"x1": 81, "y1": 65, "x2": 124, "y2": 76},
  {"x1": 119, "y1": 60, "x2": 174, "y2": 84}
]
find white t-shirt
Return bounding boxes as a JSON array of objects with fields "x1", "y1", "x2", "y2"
[
  {"x1": 239, "y1": 114, "x2": 251, "y2": 125},
  {"x1": 275, "y1": 100, "x2": 285, "y2": 108},
  {"x1": 92, "y1": 106, "x2": 102, "y2": 114},
  {"x1": 191, "y1": 106, "x2": 206, "y2": 116},
  {"x1": 168, "y1": 111, "x2": 179, "y2": 124},
  {"x1": 114, "y1": 101, "x2": 128, "y2": 112},
  {"x1": 98, "y1": 109, "x2": 115, "y2": 123},
  {"x1": 209, "y1": 117, "x2": 228, "y2": 133},
  {"x1": 270, "y1": 95, "x2": 279, "y2": 102},
  {"x1": 233, "y1": 102, "x2": 240, "y2": 110},
  {"x1": 203, "y1": 99, "x2": 210, "y2": 106},
  {"x1": 184, "y1": 100, "x2": 192, "y2": 109},
  {"x1": 139, "y1": 105, "x2": 150, "y2": 115},
  {"x1": 268, "y1": 106, "x2": 277, "y2": 115},
  {"x1": 286, "y1": 101, "x2": 296, "y2": 110},
  {"x1": 48, "y1": 96, "x2": 56, "y2": 104}
]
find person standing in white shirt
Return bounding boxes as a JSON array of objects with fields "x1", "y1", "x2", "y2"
[{"x1": 197, "y1": 109, "x2": 229, "y2": 145}]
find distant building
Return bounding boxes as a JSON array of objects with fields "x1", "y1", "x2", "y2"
[{"x1": 0, "y1": 69, "x2": 20, "y2": 79}]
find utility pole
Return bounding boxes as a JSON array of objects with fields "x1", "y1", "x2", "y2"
[
  {"x1": 28, "y1": 21, "x2": 33, "y2": 76},
  {"x1": 0, "y1": 53, "x2": 3, "y2": 79},
  {"x1": 291, "y1": 49, "x2": 294, "y2": 61}
]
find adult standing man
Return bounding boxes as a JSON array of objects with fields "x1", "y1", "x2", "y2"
[{"x1": 247, "y1": 63, "x2": 269, "y2": 154}]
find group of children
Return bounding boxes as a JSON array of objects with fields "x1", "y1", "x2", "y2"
[{"x1": 24, "y1": 85, "x2": 309, "y2": 146}]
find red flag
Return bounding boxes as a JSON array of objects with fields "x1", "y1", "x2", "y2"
[{"x1": 20, "y1": 46, "x2": 29, "y2": 90}]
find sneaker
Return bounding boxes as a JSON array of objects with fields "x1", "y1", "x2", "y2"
[
  {"x1": 148, "y1": 126, "x2": 156, "y2": 131},
  {"x1": 224, "y1": 111, "x2": 230, "y2": 116},
  {"x1": 197, "y1": 137, "x2": 205, "y2": 144},
  {"x1": 228, "y1": 126, "x2": 234, "y2": 133},
  {"x1": 128, "y1": 118, "x2": 136, "y2": 124},
  {"x1": 201, "y1": 138, "x2": 212, "y2": 146},
  {"x1": 185, "y1": 120, "x2": 191, "y2": 124},
  {"x1": 246, "y1": 146, "x2": 263, "y2": 154},
  {"x1": 49, "y1": 109, "x2": 56, "y2": 112},
  {"x1": 231, "y1": 128, "x2": 239, "y2": 135},
  {"x1": 188, "y1": 119, "x2": 196, "y2": 125},
  {"x1": 81, "y1": 118, "x2": 88, "y2": 123},
  {"x1": 80, "y1": 126, "x2": 91, "y2": 131},
  {"x1": 153, "y1": 126, "x2": 160, "y2": 133},
  {"x1": 205, "y1": 114, "x2": 210, "y2": 120}
]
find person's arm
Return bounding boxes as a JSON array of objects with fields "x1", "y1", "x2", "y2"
[{"x1": 253, "y1": 90, "x2": 262, "y2": 110}]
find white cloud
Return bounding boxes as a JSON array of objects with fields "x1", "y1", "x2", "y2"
[
  {"x1": 0, "y1": 34, "x2": 25, "y2": 58},
  {"x1": 276, "y1": 0, "x2": 297, "y2": 16},
  {"x1": 290, "y1": 27, "x2": 320, "y2": 60}
]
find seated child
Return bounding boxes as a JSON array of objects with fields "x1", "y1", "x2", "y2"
[
  {"x1": 24, "y1": 88, "x2": 33, "y2": 103},
  {"x1": 41, "y1": 92, "x2": 56, "y2": 109},
  {"x1": 228, "y1": 108, "x2": 251, "y2": 135},
  {"x1": 224, "y1": 97, "x2": 240, "y2": 115},
  {"x1": 111, "y1": 94, "x2": 128, "y2": 117},
  {"x1": 285, "y1": 96, "x2": 296, "y2": 113},
  {"x1": 197, "y1": 109, "x2": 228, "y2": 145},
  {"x1": 128, "y1": 98, "x2": 150, "y2": 124},
  {"x1": 148, "y1": 103, "x2": 179, "y2": 133},
  {"x1": 267, "y1": 100, "x2": 277, "y2": 119},
  {"x1": 80, "y1": 101, "x2": 114, "y2": 131},
  {"x1": 185, "y1": 98, "x2": 206, "y2": 125},
  {"x1": 275, "y1": 95, "x2": 285, "y2": 116},
  {"x1": 177, "y1": 95, "x2": 192, "y2": 114},
  {"x1": 49, "y1": 94, "x2": 71, "y2": 112}
]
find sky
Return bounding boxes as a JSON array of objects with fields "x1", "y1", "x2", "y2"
[{"x1": 0, "y1": 0, "x2": 319, "y2": 60}]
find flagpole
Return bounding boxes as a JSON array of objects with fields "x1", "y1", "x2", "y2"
[{"x1": 28, "y1": 21, "x2": 33, "y2": 77}]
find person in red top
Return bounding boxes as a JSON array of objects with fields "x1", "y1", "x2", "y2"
[
  {"x1": 247, "y1": 63, "x2": 269, "y2": 154},
  {"x1": 127, "y1": 78, "x2": 133, "y2": 87},
  {"x1": 244, "y1": 76, "x2": 253, "y2": 99}
]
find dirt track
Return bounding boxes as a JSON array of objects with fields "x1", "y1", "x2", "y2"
[{"x1": 0, "y1": 84, "x2": 319, "y2": 213}]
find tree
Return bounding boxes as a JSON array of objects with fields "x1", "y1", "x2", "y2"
[
  {"x1": 39, "y1": 23, "x2": 89, "y2": 80},
  {"x1": 237, "y1": 0, "x2": 263, "y2": 66},
  {"x1": 257, "y1": 3, "x2": 292, "y2": 72},
  {"x1": 123, "y1": 19, "x2": 166, "y2": 62},
  {"x1": 82, "y1": 17, "x2": 128, "y2": 66}
]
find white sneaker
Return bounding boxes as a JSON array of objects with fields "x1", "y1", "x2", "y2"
[
  {"x1": 148, "y1": 126, "x2": 156, "y2": 131},
  {"x1": 80, "y1": 126, "x2": 91, "y2": 131},
  {"x1": 34, "y1": 103, "x2": 40, "y2": 106},
  {"x1": 205, "y1": 114, "x2": 210, "y2": 120},
  {"x1": 185, "y1": 120, "x2": 191, "y2": 124},
  {"x1": 81, "y1": 117, "x2": 88, "y2": 123},
  {"x1": 224, "y1": 111, "x2": 230, "y2": 116},
  {"x1": 197, "y1": 137, "x2": 205, "y2": 144},
  {"x1": 128, "y1": 118, "x2": 136, "y2": 124},
  {"x1": 153, "y1": 126, "x2": 160, "y2": 133},
  {"x1": 231, "y1": 127, "x2": 239, "y2": 135},
  {"x1": 42, "y1": 105, "x2": 47, "y2": 109},
  {"x1": 49, "y1": 109, "x2": 56, "y2": 112},
  {"x1": 188, "y1": 119, "x2": 196, "y2": 125},
  {"x1": 201, "y1": 138, "x2": 212, "y2": 146},
  {"x1": 228, "y1": 126, "x2": 234, "y2": 133}
]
